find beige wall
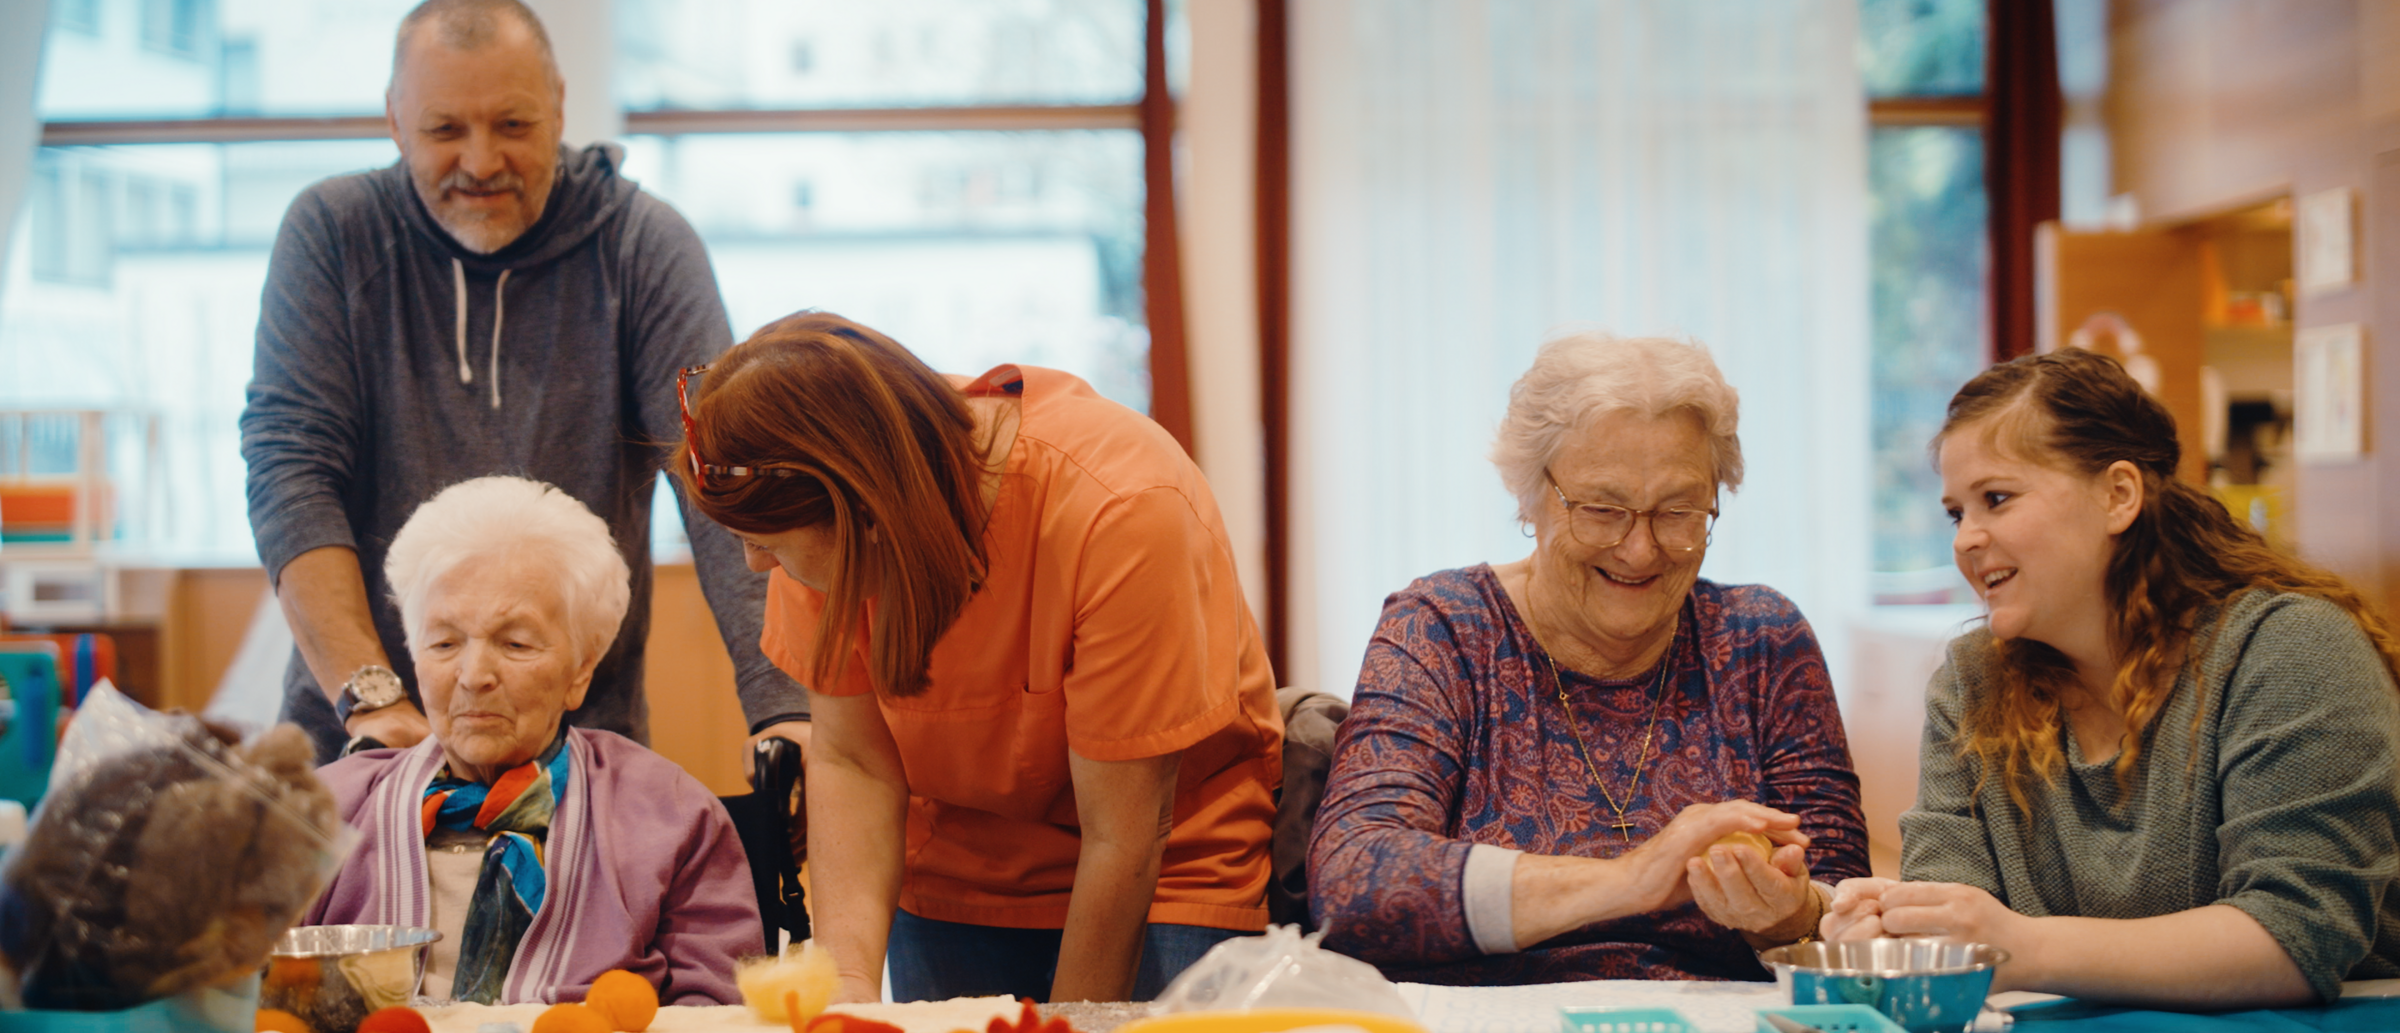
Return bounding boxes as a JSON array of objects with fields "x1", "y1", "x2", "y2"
[
  {"x1": 641, "y1": 561, "x2": 755, "y2": 796},
  {"x1": 2109, "y1": 0, "x2": 2400, "y2": 612}
]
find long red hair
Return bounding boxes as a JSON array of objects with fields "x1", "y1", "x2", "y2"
[
  {"x1": 675, "y1": 312, "x2": 989, "y2": 698},
  {"x1": 1937, "y1": 348, "x2": 2400, "y2": 812}
]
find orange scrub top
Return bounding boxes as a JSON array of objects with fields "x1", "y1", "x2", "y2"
[{"x1": 761, "y1": 365, "x2": 1283, "y2": 931}]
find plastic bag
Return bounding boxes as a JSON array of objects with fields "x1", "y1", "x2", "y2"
[
  {"x1": 1150, "y1": 926, "x2": 1416, "y2": 1018},
  {"x1": 0, "y1": 684, "x2": 354, "y2": 1012}
]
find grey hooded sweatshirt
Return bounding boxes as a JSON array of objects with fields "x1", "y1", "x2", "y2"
[{"x1": 242, "y1": 143, "x2": 806, "y2": 763}]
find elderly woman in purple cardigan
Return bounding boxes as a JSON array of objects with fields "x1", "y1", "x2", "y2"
[
  {"x1": 306, "y1": 476, "x2": 759, "y2": 1005},
  {"x1": 1308, "y1": 332, "x2": 1869, "y2": 985}
]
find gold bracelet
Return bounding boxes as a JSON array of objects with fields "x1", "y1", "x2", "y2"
[{"x1": 1789, "y1": 884, "x2": 1828, "y2": 946}]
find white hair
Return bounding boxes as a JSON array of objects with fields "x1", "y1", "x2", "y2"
[
  {"x1": 385, "y1": 476, "x2": 631, "y2": 668},
  {"x1": 1490, "y1": 330, "x2": 1744, "y2": 522}
]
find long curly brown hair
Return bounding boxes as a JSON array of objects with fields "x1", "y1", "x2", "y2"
[
  {"x1": 1936, "y1": 348, "x2": 2400, "y2": 812},
  {"x1": 674, "y1": 311, "x2": 989, "y2": 698}
]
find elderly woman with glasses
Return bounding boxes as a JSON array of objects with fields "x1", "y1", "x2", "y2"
[
  {"x1": 307, "y1": 476, "x2": 759, "y2": 1005},
  {"x1": 674, "y1": 311, "x2": 1281, "y2": 1004},
  {"x1": 1308, "y1": 331, "x2": 1869, "y2": 984}
]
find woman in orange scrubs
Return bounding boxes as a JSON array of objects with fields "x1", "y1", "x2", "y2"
[{"x1": 675, "y1": 312, "x2": 1281, "y2": 1004}]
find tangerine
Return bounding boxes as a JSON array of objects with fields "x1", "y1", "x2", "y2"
[
  {"x1": 532, "y1": 1002, "x2": 613, "y2": 1033},
  {"x1": 254, "y1": 1008, "x2": 312, "y2": 1033},
  {"x1": 356, "y1": 1007, "x2": 432, "y2": 1033},
  {"x1": 585, "y1": 969, "x2": 661, "y2": 1031}
]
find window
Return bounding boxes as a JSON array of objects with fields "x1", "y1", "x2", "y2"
[
  {"x1": 140, "y1": 0, "x2": 210, "y2": 58},
  {"x1": 617, "y1": 130, "x2": 1150, "y2": 406},
  {"x1": 28, "y1": 157, "x2": 116, "y2": 285},
  {"x1": 1861, "y1": 0, "x2": 1990, "y2": 601},
  {"x1": 55, "y1": 0, "x2": 99, "y2": 35},
  {"x1": 613, "y1": 0, "x2": 1158, "y2": 413},
  {"x1": 3, "y1": 0, "x2": 1173, "y2": 561}
]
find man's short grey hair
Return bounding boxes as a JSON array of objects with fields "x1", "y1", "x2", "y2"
[
  {"x1": 1491, "y1": 330, "x2": 1745, "y2": 523},
  {"x1": 385, "y1": 476, "x2": 630, "y2": 668},
  {"x1": 390, "y1": 0, "x2": 560, "y2": 94}
]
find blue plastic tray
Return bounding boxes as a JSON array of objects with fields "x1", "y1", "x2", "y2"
[
  {"x1": 1560, "y1": 1006, "x2": 1697, "y2": 1033},
  {"x1": 1754, "y1": 1004, "x2": 1909, "y2": 1033}
]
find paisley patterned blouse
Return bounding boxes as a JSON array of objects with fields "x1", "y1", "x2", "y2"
[{"x1": 1307, "y1": 565, "x2": 1868, "y2": 984}]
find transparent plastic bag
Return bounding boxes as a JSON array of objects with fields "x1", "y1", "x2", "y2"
[
  {"x1": 1150, "y1": 926, "x2": 1416, "y2": 1019},
  {"x1": 0, "y1": 684, "x2": 354, "y2": 1012}
]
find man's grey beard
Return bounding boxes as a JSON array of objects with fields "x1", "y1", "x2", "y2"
[{"x1": 427, "y1": 169, "x2": 539, "y2": 254}]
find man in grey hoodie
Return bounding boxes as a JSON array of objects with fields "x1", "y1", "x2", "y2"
[{"x1": 241, "y1": 0, "x2": 809, "y2": 763}]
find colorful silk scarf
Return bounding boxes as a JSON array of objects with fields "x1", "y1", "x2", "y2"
[{"x1": 420, "y1": 733, "x2": 571, "y2": 1003}]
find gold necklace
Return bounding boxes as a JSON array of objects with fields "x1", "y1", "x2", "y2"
[{"x1": 1543, "y1": 631, "x2": 1673, "y2": 843}]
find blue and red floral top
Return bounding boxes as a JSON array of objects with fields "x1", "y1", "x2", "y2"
[{"x1": 1308, "y1": 565, "x2": 1869, "y2": 984}]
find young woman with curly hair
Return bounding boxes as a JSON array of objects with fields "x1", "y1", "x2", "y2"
[{"x1": 1822, "y1": 347, "x2": 2400, "y2": 1009}]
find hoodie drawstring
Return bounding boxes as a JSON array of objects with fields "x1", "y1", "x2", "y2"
[
  {"x1": 452, "y1": 259, "x2": 471, "y2": 385},
  {"x1": 450, "y1": 259, "x2": 510, "y2": 410},
  {"x1": 488, "y1": 269, "x2": 510, "y2": 410}
]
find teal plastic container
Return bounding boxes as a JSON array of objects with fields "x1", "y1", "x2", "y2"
[
  {"x1": 1559, "y1": 1006, "x2": 1697, "y2": 1033},
  {"x1": 1755, "y1": 1004, "x2": 1909, "y2": 1033},
  {"x1": 0, "y1": 648, "x2": 59, "y2": 808},
  {"x1": 0, "y1": 975, "x2": 258, "y2": 1033}
]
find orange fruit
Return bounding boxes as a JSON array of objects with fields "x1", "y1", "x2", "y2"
[
  {"x1": 532, "y1": 1003, "x2": 612, "y2": 1033},
  {"x1": 255, "y1": 1008, "x2": 313, "y2": 1033},
  {"x1": 585, "y1": 969, "x2": 660, "y2": 1032},
  {"x1": 356, "y1": 1007, "x2": 432, "y2": 1033}
]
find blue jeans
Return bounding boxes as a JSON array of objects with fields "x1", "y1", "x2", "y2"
[{"x1": 887, "y1": 909, "x2": 1246, "y2": 1002}]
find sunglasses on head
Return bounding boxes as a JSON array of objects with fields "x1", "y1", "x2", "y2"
[{"x1": 677, "y1": 363, "x2": 813, "y2": 484}]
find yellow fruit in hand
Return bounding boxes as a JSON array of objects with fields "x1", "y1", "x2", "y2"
[
  {"x1": 586, "y1": 969, "x2": 660, "y2": 1031},
  {"x1": 1711, "y1": 830, "x2": 1774, "y2": 861}
]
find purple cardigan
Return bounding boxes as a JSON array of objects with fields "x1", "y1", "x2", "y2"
[
  {"x1": 307, "y1": 728, "x2": 761, "y2": 1005},
  {"x1": 1309, "y1": 566, "x2": 1869, "y2": 984}
]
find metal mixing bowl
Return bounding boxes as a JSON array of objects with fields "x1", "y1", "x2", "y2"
[
  {"x1": 1757, "y1": 939, "x2": 2007, "y2": 1033},
  {"x1": 257, "y1": 925, "x2": 441, "y2": 1033}
]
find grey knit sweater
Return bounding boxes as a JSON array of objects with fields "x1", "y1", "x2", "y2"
[{"x1": 1900, "y1": 591, "x2": 2400, "y2": 1002}]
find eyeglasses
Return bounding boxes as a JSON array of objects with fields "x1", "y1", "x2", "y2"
[
  {"x1": 677, "y1": 363, "x2": 810, "y2": 484},
  {"x1": 1547, "y1": 471, "x2": 1717, "y2": 552}
]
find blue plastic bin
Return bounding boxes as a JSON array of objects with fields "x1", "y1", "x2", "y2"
[
  {"x1": 1754, "y1": 1004, "x2": 1909, "y2": 1033},
  {"x1": 0, "y1": 975, "x2": 258, "y2": 1033},
  {"x1": 1560, "y1": 1006, "x2": 1697, "y2": 1033}
]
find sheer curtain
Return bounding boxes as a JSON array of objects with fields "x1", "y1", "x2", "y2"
[{"x1": 1288, "y1": 0, "x2": 1871, "y2": 698}]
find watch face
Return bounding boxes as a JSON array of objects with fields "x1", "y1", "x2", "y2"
[{"x1": 351, "y1": 666, "x2": 405, "y2": 708}]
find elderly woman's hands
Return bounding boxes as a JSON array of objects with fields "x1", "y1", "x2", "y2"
[
  {"x1": 1662, "y1": 802, "x2": 1819, "y2": 945},
  {"x1": 1630, "y1": 801, "x2": 1806, "y2": 916},
  {"x1": 1508, "y1": 799, "x2": 1806, "y2": 949},
  {"x1": 1686, "y1": 833, "x2": 1818, "y2": 944}
]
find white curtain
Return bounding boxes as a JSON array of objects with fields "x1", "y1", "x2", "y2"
[{"x1": 1288, "y1": 0, "x2": 1871, "y2": 699}]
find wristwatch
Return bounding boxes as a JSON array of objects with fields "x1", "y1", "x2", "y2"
[{"x1": 334, "y1": 665, "x2": 407, "y2": 726}]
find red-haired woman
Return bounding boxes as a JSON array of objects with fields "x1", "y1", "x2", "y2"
[
  {"x1": 674, "y1": 312, "x2": 1281, "y2": 1004},
  {"x1": 1823, "y1": 348, "x2": 2400, "y2": 1009}
]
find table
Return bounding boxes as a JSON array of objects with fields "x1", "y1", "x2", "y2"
[{"x1": 414, "y1": 979, "x2": 2400, "y2": 1033}]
